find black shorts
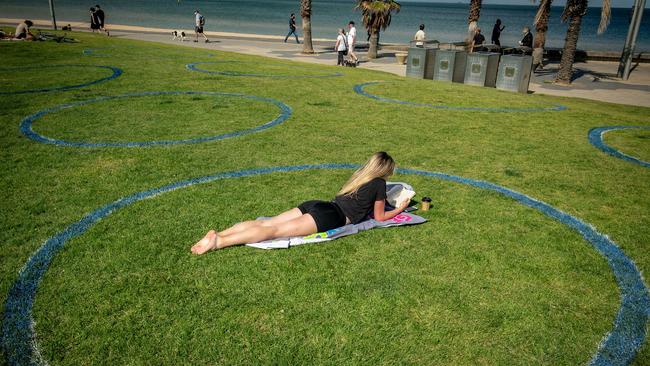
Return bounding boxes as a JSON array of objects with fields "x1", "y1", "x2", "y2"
[
  {"x1": 195, "y1": 26, "x2": 204, "y2": 33},
  {"x1": 298, "y1": 200, "x2": 347, "y2": 232}
]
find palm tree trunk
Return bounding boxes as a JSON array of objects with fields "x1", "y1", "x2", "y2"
[
  {"x1": 300, "y1": 0, "x2": 314, "y2": 54},
  {"x1": 466, "y1": 0, "x2": 482, "y2": 47},
  {"x1": 533, "y1": 0, "x2": 552, "y2": 49},
  {"x1": 555, "y1": 13, "x2": 583, "y2": 84},
  {"x1": 368, "y1": 27, "x2": 379, "y2": 58}
]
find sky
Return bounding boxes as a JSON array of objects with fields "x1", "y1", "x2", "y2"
[{"x1": 405, "y1": 0, "x2": 648, "y2": 8}]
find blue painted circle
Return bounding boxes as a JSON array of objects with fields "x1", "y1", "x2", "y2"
[
  {"x1": 82, "y1": 48, "x2": 111, "y2": 57},
  {"x1": 354, "y1": 81, "x2": 567, "y2": 112},
  {"x1": 588, "y1": 126, "x2": 650, "y2": 168},
  {"x1": 0, "y1": 65, "x2": 122, "y2": 95},
  {"x1": 187, "y1": 61, "x2": 344, "y2": 78},
  {"x1": 2, "y1": 164, "x2": 647, "y2": 365},
  {"x1": 19, "y1": 91, "x2": 293, "y2": 148}
]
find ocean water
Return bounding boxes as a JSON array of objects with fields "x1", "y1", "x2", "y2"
[{"x1": 1, "y1": 0, "x2": 648, "y2": 52}]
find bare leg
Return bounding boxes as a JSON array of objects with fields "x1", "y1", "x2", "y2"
[
  {"x1": 219, "y1": 208, "x2": 302, "y2": 237},
  {"x1": 216, "y1": 214, "x2": 317, "y2": 250},
  {"x1": 191, "y1": 214, "x2": 318, "y2": 254}
]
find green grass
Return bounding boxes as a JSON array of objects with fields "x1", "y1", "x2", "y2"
[
  {"x1": 36, "y1": 94, "x2": 280, "y2": 143},
  {"x1": 1, "y1": 29, "x2": 649, "y2": 365},
  {"x1": 604, "y1": 128, "x2": 650, "y2": 162}
]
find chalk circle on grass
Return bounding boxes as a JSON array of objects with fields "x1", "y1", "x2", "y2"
[
  {"x1": 82, "y1": 48, "x2": 113, "y2": 57},
  {"x1": 19, "y1": 91, "x2": 293, "y2": 148},
  {"x1": 186, "y1": 61, "x2": 344, "y2": 78},
  {"x1": 2, "y1": 164, "x2": 647, "y2": 366},
  {"x1": 588, "y1": 126, "x2": 650, "y2": 168},
  {"x1": 354, "y1": 81, "x2": 567, "y2": 112},
  {"x1": 0, "y1": 64, "x2": 122, "y2": 95}
]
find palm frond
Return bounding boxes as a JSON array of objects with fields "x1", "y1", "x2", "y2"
[{"x1": 355, "y1": 0, "x2": 401, "y2": 31}]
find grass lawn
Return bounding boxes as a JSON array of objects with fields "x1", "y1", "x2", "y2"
[{"x1": 1, "y1": 29, "x2": 648, "y2": 365}]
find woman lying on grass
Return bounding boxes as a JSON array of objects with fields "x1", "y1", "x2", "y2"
[{"x1": 191, "y1": 152, "x2": 410, "y2": 254}]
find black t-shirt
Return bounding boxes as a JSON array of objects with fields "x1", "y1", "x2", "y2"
[
  {"x1": 473, "y1": 33, "x2": 485, "y2": 45},
  {"x1": 521, "y1": 32, "x2": 533, "y2": 48},
  {"x1": 96, "y1": 9, "x2": 105, "y2": 23},
  {"x1": 333, "y1": 178, "x2": 387, "y2": 224},
  {"x1": 491, "y1": 24, "x2": 501, "y2": 42}
]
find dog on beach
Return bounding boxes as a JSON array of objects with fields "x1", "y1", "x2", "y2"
[{"x1": 172, "y1": 31, "x2": 186, "y2": 41}]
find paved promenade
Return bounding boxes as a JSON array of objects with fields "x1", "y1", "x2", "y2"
[{"x1": 3, "y1": 18, "x2": 649, "y2": 107}]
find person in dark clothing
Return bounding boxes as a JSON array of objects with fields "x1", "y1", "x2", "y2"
[
  {"x1": 89, "y1": 7, "x2": 100, "y2": 32},
  {"x1": 94, "y1": 5, "x2": 109, "y2": 36},
  {"x1": 519, "y1": 26, "x2": 533, "y2": 48},
  {"x1": 517, "y1": 26, "x2": 533, "y2": 55},
  {"x1": 284, "y1": 13, "x2": 299, "y2": 43},
  {"x1": 472, "y1": 27, "x2": 485, "y2": 52},
  {"x1": 191, "y1": 152, "x2": 410, "y2": 254},
  {"x1": 491, "y1": 19, "x2": 504, "y2": 46}
]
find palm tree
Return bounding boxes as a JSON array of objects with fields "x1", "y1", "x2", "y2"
[
  {"x1": 356, "y1": 0, "x2": 401, "y2": 59},
  {"x1": 531, "y1": 0, "x2": 552, "y2": 70},
  {"x1": 533, "y1": 0, "x2": 552, "y2": 49},
  {"x1": 467, "y1": 0, "x2": 482, "y2": 44},
  {"x1": 555, "y1": 0, "x2": 611, "y2": 84},
  {"x1": 301, "y1": 0, "x2": 314, "y2": 54}
]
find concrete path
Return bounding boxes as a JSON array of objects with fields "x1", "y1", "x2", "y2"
[
  {"x1": 3, "y1": 18, "x2": 648, "y2": 108},
  {"x1": 115, "y1": 30, "x2": 650, "y2": 108}
]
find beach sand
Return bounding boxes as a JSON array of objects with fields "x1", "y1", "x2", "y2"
[{"x1": 2, "y1": 17, "x2": 649, "y2": 107}]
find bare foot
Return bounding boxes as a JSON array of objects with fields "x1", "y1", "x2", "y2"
[{"x1": 191, "y1": 230, "x2": 218, "y2": 255}]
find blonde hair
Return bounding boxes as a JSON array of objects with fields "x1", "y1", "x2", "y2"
[{"x1": 338, "y1": 152, "x2": 395, "y2": 196}]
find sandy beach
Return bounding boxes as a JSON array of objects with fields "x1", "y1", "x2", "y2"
[{"x1": 2, "y1": 17, "x2": 649, "y2": 107}]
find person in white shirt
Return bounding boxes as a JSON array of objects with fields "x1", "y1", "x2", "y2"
[
  {"x1": 334, "y1": 28, "x2": 348, "y2": 65},
  {"x1": 193, "y1": 10, "x2": 209, "y2": 43},
  {"x1": 414, "y1": 24, "x2": 425, "y2": 47},
  {"x1": 347, "y1": 21, "x2": 358, "y2": 64},
  {"x1": 15, "y1": 20, "x2": 34, "y2": 40}
]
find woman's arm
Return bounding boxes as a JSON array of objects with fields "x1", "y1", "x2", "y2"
[{"x1": 372, "y1": 199, "x2": 409, "y2": 222}]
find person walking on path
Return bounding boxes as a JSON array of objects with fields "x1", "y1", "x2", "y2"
[
  {"x1": 194, "y1": 10, "x2": 210, "y2": 43},
  {"x1": 347, "y1": 21, "x2": 358, "y2": 64},
  {"x1": 89, "y1": 7, "x2": 100, "y2": 32},
  {"x1": 414, "y1": 24, "x2": 426, "y2": 47},
  {"x1": 335, "y1": 28, "x2": 348, "y2": 65},
  {"x1": 491, "y1": 19, "x2": 504, "y2": 46},
  {"x1": 284, "y1": 13, "x2": 299, "y2": 43},
  {"x1": 94, "y1": 5, "x2": 109, "y2": 36}
]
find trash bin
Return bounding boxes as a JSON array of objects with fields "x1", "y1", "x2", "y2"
[
  {"x1": 406, "y1": 46, "x2": 436, "y2": 79},
  {"x1": 496, "y1": 55, "x2": 533, "y2": 93},
  {"x1": 464, "y1": 52, "x2": 501, "y2": 87},
  {"x1": 433, "y1": 50, "x2": 467, "y2": 83}
]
